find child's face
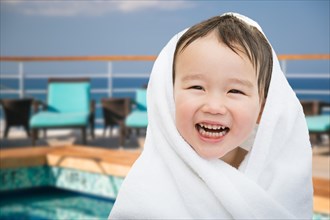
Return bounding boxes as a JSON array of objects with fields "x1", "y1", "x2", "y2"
[{"x1": 174, "y1": 32, "x2": 262, "y2": 160}]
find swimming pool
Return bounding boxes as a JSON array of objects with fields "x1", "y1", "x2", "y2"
[
  {"x1": 1, "y1": 187, "x2": 329, "y2": 220},
  {"x1": 0, "y1": 166, "x2": 124, "y2": 197},
  {"x1": 0, "y1": 165, "x2": 123, "y2": 219},
  {"x1": 1, "y1": 156, "x2": 329, "y2": 219},
  {"x1": 0, "y1": 187, "x2": 114, "y2": 220}
]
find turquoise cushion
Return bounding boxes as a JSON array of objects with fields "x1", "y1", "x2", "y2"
[
  {"x1": 30, "y1": 112, "x2": 89, "y2": 128},
  {"x1": 48, "y1": 82, "x2": 90, "y2": 113},
  {"x1": 125, "y1": 110, "x2": 148, "y2": 128},
  {"x1": 136, "y1": 89, "x2": 147, "y2": 111},
  {"x1": 305, "y1": 115, "x2": 330, "y2": 132}
]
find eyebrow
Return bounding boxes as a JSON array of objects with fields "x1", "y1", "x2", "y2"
[
  {"x1": 181, "y1": 74, "x2": 254, "y2": 88},
  {"x1": 228, "y1": 78, "x2": 254, "y2": 88},
  {"x1": 181, "y1": 74, "x2": 205, "y2": 82},
  {"x1": 182, "y1": 74, "x2": 254, "y2": 88}
]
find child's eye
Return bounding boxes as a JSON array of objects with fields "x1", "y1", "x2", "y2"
[
  {"x1": 228, "y1": 89, "x2": 245, "y2": 95},
  {"x1": 189, "y1": 85, "x2": 204, "y2": 90}
]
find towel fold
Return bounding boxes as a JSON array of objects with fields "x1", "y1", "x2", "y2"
[{"x1": 109, "y1": 13, "x2": 313, "y2": 219}]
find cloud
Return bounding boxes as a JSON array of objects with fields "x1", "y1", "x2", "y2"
[{"x1": 2, "y1": 0, "x2": 194, "y2": 16}]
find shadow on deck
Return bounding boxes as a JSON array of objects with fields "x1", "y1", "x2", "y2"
[{"x1": 0, "y1": 128, "x2": 143, "y2": 151}]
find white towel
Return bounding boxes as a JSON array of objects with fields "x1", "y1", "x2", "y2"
[{"x1": 109, "y1": 13, "x2": 313, "y2": 219}]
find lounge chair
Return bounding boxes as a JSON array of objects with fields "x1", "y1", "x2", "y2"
[
  {"x1": 301, "y1": 100, "x2": 330, "y2": 144},
  {"x1": 305, "y1": 115, "x2": 330, "y2": 134},
  {"x1": 29, "y1": 78, "x2": 95, "y2": 146},
  {"x1": 124, "y1": 88, "x2": 148, "y2": 146}
]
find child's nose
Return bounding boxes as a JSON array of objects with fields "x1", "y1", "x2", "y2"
[{"x1": 202, "y1": 95, "x2": 227, "y2": 115}]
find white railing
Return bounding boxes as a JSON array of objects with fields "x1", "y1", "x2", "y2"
[{"x1": 1, "y1": 54, "x2": 329, "y2": 125}]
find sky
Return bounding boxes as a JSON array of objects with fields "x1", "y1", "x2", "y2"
[{"x1": 1, "y1": 0, "x2": 329, "y2": 57}]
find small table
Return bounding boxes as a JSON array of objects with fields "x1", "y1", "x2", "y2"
[
  {"x1": 0, "y1": 98, "x2": 33, "y2": 138},
  {"x1": 101, "y1": 98, "x2": 130, "y2": 146}
]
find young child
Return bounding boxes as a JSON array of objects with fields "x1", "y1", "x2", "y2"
[{"x1": 109, "y1": 13, "x2": 313, "y2": 219}]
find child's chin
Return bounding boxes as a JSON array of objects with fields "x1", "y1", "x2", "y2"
[{"x1": 195, "y1": 149, "x2": 226, "y2": 160}]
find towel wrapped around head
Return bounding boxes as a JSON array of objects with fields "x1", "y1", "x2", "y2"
[{"x1": 109, "y1": 12, "x2": 313, "y2": 219}]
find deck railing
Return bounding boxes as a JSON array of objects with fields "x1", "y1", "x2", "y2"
[{"x1": 1, "y1": 54, "x2": 329, "y2": 126}]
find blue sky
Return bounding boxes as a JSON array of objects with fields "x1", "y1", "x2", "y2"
[{"x1": 1, "y1": 0, "x2": 329, "y2": 57}]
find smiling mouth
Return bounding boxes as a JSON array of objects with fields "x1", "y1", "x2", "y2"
[{"x1": 195, "y1": 123, "x2": 230, "y2": 138}]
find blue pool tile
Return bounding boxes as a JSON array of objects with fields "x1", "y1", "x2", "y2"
[
  {"x1": 0, "y1": 167, "x2": 49, "y2": 191},
  {"x1": 1, "y1": 166, "x2": 125, "y2": 200}
]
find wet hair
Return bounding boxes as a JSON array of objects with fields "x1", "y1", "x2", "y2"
[{"x1": 172, "y1": 14, "x2": 273, "y2": 101}]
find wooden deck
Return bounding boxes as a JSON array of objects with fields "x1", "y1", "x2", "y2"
[
  {"x1": 0, "y1": 142, "x2": 329, "y2": 214},
  {"x1": 312, "y1": 145, "x2": 330, "y2": 214},
  {"x1": 0, "y1": 146, "x2": 141, "y2": 177}
]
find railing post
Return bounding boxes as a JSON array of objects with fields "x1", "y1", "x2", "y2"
[
  {"x1": 281, "y1": 60, "x2": 287, "y2": 75},
  {"x1": 18, "y1": 62, "x2": 24, "y2": 98},
  {"x1": 108, "y1": 61, "x2": 113, "y2": 97}
]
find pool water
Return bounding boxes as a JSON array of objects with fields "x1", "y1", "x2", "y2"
[
  {"x1": 0, "y1": 187, "x2": 329, "y2": 220},
  {"x1": 313, "y1": 213, "x2": 330, "y2": 220},
  {"x1": 0, "y1": 187, "x2": 114, "y2": 220}
]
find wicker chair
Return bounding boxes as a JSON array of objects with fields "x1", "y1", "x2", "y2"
[
  {"x1": 101, "y1": 97, "x2": 130, "y2": 146},
  {"x1": 0, "y1": 98, "x2": 33, "y2": 138}
]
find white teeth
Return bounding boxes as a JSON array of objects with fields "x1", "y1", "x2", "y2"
[
  {"x1": 197, "y1": 125, "x2": 228, "y2": 138},
  {"x1": 199, "y1": 123, "x2": 227, "y2": 131}
]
